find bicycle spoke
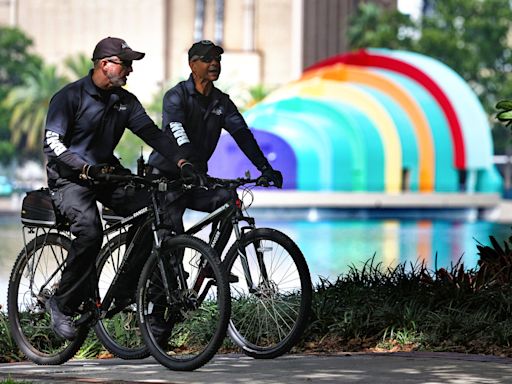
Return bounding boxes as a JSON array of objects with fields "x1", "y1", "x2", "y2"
[
  {"x1": 95, "y1": 232, "x2": 149, "y2": 359},
  {"x1": 138, "y1": 235, "x2": 230, "y2": 371},
  {"x1": 9, "y1": 233, "x2": 88, "y2": 364},
  {"x1": 226, "y1": 228, "x2": 312, "y2": 358}
]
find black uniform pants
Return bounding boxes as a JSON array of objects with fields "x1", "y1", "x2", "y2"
[{"x1": 50, "y1": 178, "x2": 151, "y2": 315}]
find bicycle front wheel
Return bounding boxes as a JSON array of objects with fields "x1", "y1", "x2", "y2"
[
  {"x1": 137, "y1": 234, "x2": 230, "y2": 371},
  {"x1": 224, "y1": 228, "x2": 312, "y2": 359},
  {"x1": 7, "y1": 233, "x2": 89, "y2": 365},
  {"x1": 94, "y1": 232, "x2": 149, "y2": 360}
]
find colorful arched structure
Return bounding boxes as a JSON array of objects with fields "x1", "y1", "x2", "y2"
[{"x1": 208, "y1": 48, "x2": 502, "y2": 193}]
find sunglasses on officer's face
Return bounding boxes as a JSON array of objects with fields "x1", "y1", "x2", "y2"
[
  {"x1": 198, "y1": 54, "x2": 222, "y2": 63},
  {"x1": 107, "y1": 59, "x2": 133, "y2": 69}
]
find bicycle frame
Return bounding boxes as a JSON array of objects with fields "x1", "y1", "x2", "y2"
[
  {"x1": 95, "y1": 186, "x2": 177, "y2": 319},
  {"x1": 183, "y1": 184, "x2": 264, "y2": 292},
  {"x1": 96, "y1": 177, "x2": 217, "y2": 320},
  {"x1": 185, "y1": 201, "x2": 254, "y2": 247},
  {"x1": 19, "y1": 177, "x2": 178, "y2": 325}
]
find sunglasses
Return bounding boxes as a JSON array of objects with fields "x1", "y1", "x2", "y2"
[
  {"x1": 107, "y1": 59, "x2": 133, "y2": 68},
  {"x1": 198, "y1": 54, "x2": 222, "y2": 63}
]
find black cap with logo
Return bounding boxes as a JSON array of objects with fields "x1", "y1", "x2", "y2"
[
  {"x1": 92, "y1": 37, "x2": 145, "y2": 61},
  {"x1": 188, "y1": 40, "x2": 224, "y2": 61}
]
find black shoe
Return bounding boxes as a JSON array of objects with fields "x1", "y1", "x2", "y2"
[{"x1": 46, "y1": 296, "x2": 77, "y2": 341}]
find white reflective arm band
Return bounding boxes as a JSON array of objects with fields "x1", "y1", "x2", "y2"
[
  {"x1": 45, "y1": 131, "x2": 68, "y2": 156},
  {"x1": 170, "y1": 122, "x2": 190, "y2": 146}
]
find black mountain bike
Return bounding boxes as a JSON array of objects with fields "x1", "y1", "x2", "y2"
[
  {"x1": 95, "y1": 174, "x2": 313, "y2": 359},
  {"x1": 185, "y1": 176, "x2": 313, "y2": 359},
  {"x1": 8, "y1": 174, "x2": 230, "y2": 371}
]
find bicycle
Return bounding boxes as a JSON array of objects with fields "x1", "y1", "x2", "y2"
[
  {"x1": 184, "y1": 175, "x2": 313, "y2": 359},
  {"x1": 93, "y1": 173, "x2": 313, "y2": 359},
  {"x1": 8, "y1": 174, "x2": 230, "y2": 371}
]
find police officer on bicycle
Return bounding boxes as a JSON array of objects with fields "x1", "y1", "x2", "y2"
[
  {"x1": 43, "y1": 37, "x2": 182, "y2": 340},
  {"x1": 147, "y1": 40, "x2": 283, "y2": 254}
]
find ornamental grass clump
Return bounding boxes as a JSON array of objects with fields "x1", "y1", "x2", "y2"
[
  {"x1": 303, "y1": 258, "x2": 431, "y2": 352},
  {"x1": 0, "y1": 306, "x2": 24, "y2": 363},
  {"x1": 302, "y1": 245, "x2": 512, "y2": 355}
]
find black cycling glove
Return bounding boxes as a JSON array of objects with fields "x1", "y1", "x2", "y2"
[
  {"x1": 180, "y1": 162, "x2": 207, "y2": 187},
  {"x1": 257, "y1": 165, "x2": 283, "y2": 188},
  {"x1": 82, "y1": 163, "x2": 115, "y2": 180}
]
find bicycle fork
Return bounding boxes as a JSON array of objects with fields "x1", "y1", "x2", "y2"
[
  {"x1": 232, "y1": 223, "x2": 270, "y2": 294},
  {"x1": 153, "y1": 228, "x2": 202, "y2": 318}
]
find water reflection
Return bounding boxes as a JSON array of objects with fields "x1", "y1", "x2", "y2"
[
  {"x1": 255, "y1": 218, "x2": 511, "y2": 282},
  {"x1": 0, "y1": 213, "x2": 511, "y2": 307}
]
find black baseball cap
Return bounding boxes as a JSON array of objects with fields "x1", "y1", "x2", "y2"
[
  {"x1": 188, "y1": 40, "x2": 224, "y2": 61},
  {"x1": 92, "y1": 37, "x2": 145, "y2": 61}
]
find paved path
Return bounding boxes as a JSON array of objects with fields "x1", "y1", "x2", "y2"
[{"x1": 1, "y1": 352, "x2": 512, "y2": 383}]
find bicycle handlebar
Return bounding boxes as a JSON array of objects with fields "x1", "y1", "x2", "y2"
[
  {"x1": 94, "y1": 173, "x2": 181, "y2": 191},
  {"x1": 206, "y1": 176, "x2": 260, "y2": 189},
  {"x1": 95, "y1": 173, "x2": 146, "y2": 184},
  {"x1": 95, "y1": 173, "x2": 273, "y2": 191}
]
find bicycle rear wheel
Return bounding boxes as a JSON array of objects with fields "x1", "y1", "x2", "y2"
[
  {"x1": 224, "y1": 228, "x2": 312, "y2": 359},
  {"x1": 7, "y1": 233, "x2": 89, "y2": 365},
  {"x1": 94, "y1": 232, "x2": 149, "y2": 359},
  {"x1": 137, "y1": 234, "x2": 230, "y2": 371}
]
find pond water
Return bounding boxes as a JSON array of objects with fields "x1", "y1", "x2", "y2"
[{"x1": 1, "y1": 210, "x2": 511, "y2": 308}]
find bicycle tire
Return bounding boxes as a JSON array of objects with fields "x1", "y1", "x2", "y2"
[
  {"x1": 137, "y1": 234, "x2": 230, "y2": 371},
  {"x1": 224, "y1": 228, "x2": 312, "y2": 359},
  {"x1": 7, "y1": 233, "x2": 89, "y2": 365},
  {"x1": 94, "y1": 232, "x2": 150, "y2": 360}
]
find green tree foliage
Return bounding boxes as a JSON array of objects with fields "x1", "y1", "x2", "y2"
[
  {"x1": 2, "y1": 65, "x2": 68, "y2": 160},
  {"x1": 418, "y1": 0, "x2": 512, "y2": 110},
  {"x1": 0, "y1": 27, "x2": 42, "y2": 89},
  {"x1": 0, "y1": 28, "x2": 92, "y2": 163},
  {"x1": 0, "y1": 26, "x2": 43, "y2": 164},
  {"x1": 348, "y1": 0, "x2": 512, "y2": 152},
  {"x1": 348, "y1": 3, "x2": 416, "y2": 51},
  {"x1": 240, "y1": 84, "x2": 274, "y2": 112},
  {"x1": 145, "y1": 85, "x2": 168, "y2": 126},
  {"x1": 64, "y1": 53, "x2": 93, "y2": 79}
]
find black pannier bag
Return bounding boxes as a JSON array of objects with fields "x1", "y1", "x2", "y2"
[{"x1": 21, "y1": 188, "x2": 57, "y2": 227}]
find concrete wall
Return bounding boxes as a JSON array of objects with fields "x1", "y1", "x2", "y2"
[{"x1": 0, "y1": 0, "x2": 396, "y2": 104}]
